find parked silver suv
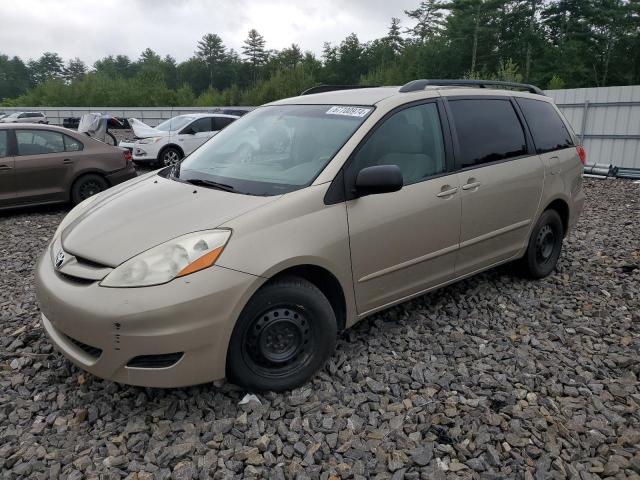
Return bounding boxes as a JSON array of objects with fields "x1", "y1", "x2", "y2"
[{"x1": 36, "y1": 80, "x2": 585, "y2": 391}]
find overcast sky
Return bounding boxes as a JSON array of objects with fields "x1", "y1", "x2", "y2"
[{"x1": 0, "y1": 0, "x2": 421, "y2": 65}]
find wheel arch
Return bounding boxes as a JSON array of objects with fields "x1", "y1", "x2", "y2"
[
  {"x1": 544, "y1": 198, "x2": 570, "y2": 236},
  {"x1": 266, "y1": 264, "x2": 348, "y2": 331},
  {"x1": 158, "y1": 143, "x2": 184, "y2": 159}
]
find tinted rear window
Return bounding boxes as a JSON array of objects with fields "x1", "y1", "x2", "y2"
[
  {"x1": 449, "y1": 99, "x2": 527, "y2": 168},
  {"x1": 516, "y1": 98, "x2": 574, "y2": 154}
]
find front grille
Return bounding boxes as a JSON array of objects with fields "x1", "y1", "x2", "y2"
[
  {"x1": 127, "y1": 352, "x2": 184, "y2": 369},
  {"x1": 56, "y1": 271, "x2": 95, "y2": 285},
  {"x1": 64, "y1": 334, "x2": 102, "y2": 358}
]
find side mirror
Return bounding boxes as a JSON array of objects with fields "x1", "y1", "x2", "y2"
[
  {"x1": 182, "y1": 128, "x2": 196, "y2": 135},
  {"x1": 355, "y1": 165, "x2": 403, "y2": 196}
]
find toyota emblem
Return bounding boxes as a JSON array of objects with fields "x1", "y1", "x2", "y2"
[{"x1": 55, "y1": 251, "x2": 65, "y2": 269}]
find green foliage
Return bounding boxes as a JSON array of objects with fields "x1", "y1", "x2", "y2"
[
  {"x1": 547, "y1": 75, "x2": 566, "y2": 90},
  {"x1": 1, "y1": 1, "x2": 637, "y2": 106}
]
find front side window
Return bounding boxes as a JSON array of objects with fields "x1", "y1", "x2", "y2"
[
  {"x1": 348, "y1": 102, "x2": 446, "y2": 185},
  {"x1": 156, "y1": 116, "x2": 194, "y2": 132},
  {"x1": 16, "y1": 130, "x2": 65, "y2": 155},
  {"x1": 175, "y1": 104, "x2": 373, "y2": 196},
  {"x1": 0, "y1": 131, "x2": 7, "y2": 157},
  {"x1": 516, "y1": 98, "x2": 574, "y2": 153},
  {"x1": 185, "y1": 117, "x2": 212, "y2": 133},
  {"x1": 449, "y1": 99, "x2": 527, "y2": 168}
]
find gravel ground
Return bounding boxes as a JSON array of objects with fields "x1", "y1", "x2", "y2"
[{"x1": 0, "y1": 178, "x2": 639, "y2": 480}]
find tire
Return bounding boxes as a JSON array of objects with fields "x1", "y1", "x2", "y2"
[
  {"x1": 518, "y1": 209, "x2": 564, "y2": 279},
  {"x1": 71, "y1": 174, "x2": 109, "y2": 205},
  {"x1": 226, "y1": 276, "x2": 337, "y2": 392},
  {"x1": 159, "y1": 147, "x2": 182, "y2": 167}
]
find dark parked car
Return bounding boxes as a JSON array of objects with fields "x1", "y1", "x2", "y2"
[{"x1": 0, "y1": 124, "x2": 137, "y2": 209}]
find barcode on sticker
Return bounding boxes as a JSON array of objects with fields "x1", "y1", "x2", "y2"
[{"x1": 326, "y1": 106, "x2": 371, "y2": 117}]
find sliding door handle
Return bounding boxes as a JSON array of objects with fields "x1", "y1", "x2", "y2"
[
  {"x1": 462, "y1": 181, "x2": 482, "y2": 191},
  {"x1": 437, "y1": 186, "x2": 459, "y2": 198},
  {"x1": 0, "y1": 164, "x2": 12, "y2": 171}
]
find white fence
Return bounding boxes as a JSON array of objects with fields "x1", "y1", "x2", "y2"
[
  {"x1": 0, "y1": 107, "x2": 249, "y2": 127},
  {"x1": 3, "y1": 85, "x2": 640, "y2": 169},
  {"x1": 545, "y1": 86, "x2": 640, "y2": 170}
]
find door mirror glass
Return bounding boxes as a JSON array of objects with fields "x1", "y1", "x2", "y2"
[{"x1": 355, "y1": 165, "x2": 403, "y2": 196}]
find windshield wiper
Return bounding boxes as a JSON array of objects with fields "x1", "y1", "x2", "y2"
[{"x1": 184, "y1": 178, "x2": 236, "y2": 192}]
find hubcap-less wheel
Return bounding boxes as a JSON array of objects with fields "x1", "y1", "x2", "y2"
[
  {"x1": 535, "y1": 224, "x2": 556, "y2": 264},
  {"x1": 242, "y1": 307, "x2": 313, "y2": 378},
  {"x1": 163, "y1": 149, "x2": 181, "y2": 167},
  {"x1": 78, "y1": 179, "x2": 104, "y2": 200}
]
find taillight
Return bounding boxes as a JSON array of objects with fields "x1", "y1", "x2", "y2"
[
  {"x1": 576, "y1": 145, "x2": 586, "y2": 165},
  {"x1": 123, "y1": 149, "x2": 132, "y2": 163}
]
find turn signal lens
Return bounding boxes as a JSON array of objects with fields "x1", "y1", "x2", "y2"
[{"x1": 177, "y1": 246, "x2": 224, "y2": 277}]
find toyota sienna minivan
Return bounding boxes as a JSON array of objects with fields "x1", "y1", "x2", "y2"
[{"x1": 36, "y1": 80, "x2": 585, "y2": 391}]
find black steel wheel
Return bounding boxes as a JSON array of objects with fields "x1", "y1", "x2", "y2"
[
  {"x1": 227, "y1": 276, "x2": 337, "y2": 392},
  {"x1": 519, "y1": 209, "x2": 564, "y2": 279},
  {"x1": 71, "y1": 173, "x2": 109, "y2": 205}
]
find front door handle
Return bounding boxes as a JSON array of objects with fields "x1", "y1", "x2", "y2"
[
  {"x1": 462, "y1": 181, "x2": 481, "y2": 191},
  {"x1": 0, "y1": 164, "x2": 11, "y2": 171},
  {"x1": 437, "y1": 186, "x2": 459, "y2": 198}
]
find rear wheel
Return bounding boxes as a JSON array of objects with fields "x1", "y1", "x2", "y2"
[
  {"x1": 71, "y1": 174, "x2": 109, "y2": 205},
  {"x1": 518, "y1": 209, "x2": 564, "y2": 278},
  {"x1": 226, "y1": 276, "x2": 337, "y2": 392},
  {"x1": 160, "y1": 147, "x2": 182, "y2": 167}
]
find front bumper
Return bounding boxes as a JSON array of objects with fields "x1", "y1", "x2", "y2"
[
  {"x1": 132, "y1": 144, "x2": 161, "y2": 162},
  {"x1": 35, "y1": 251, "x2": 263, "y2": 387}
]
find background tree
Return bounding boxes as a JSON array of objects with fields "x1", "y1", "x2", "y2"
[
  {"x1": 242, "y1": 29, "x2": 268, "y2": 82},
  {"x1": 404, "y1": 0, "x2": 446, "y2": 41},
  {"x1": 64, "y1": 58, "x2": 87, "y2": 83},
  {"x1": 196, "y1": 33, "x2": 227, "y2": 89}
]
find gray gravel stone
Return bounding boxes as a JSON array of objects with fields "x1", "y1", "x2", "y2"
[{"x1": 0, "y1": 177, "x2": 639, "y2": 479}]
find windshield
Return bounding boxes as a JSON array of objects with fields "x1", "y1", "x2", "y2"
[
  {"x1": 175, "y1": 104, "x2": 373, "y2": 195},
  {"x1": 156, "y1": 115, "x2": 194, "y2": 132}
]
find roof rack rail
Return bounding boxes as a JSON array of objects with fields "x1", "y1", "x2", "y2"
[
  {"x1": 300, "y1": 85, "x2": 378, "y2": 96},
  {"x1": 399, "y1": 79, "x2": 545, "y2": 96}
]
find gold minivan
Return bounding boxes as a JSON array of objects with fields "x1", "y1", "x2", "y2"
[{"x1": 36, "y1": 80, "x2": 585, "y2": 391}]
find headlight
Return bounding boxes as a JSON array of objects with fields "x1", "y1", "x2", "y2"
[
  {"x1": 100, "y1": 229, "x2": 231, "y2": 287},
  {"x1": 138, "y1": 136, "x2": 164, "y2": 144},
  {"x1": 52, "y1": 193, "x2": 101, "y2": 240}
]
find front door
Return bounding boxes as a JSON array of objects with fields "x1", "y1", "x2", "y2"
[
  {"x1": 14, "y1": 129, "x2": 73, "y2": 204},
  {"x1": 345, "y1": 101, "x2": 461, "y2": 314},
  {"x1": 178, "y1": 117, "x2": 216, "y2": 155},
  {"x1": 445, "y1": 97, "x2": 544, "y2": 275}
]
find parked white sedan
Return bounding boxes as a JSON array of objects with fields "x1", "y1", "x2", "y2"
[{"x1": 121, "y1": 113, "x2": 239, "y2": 166}]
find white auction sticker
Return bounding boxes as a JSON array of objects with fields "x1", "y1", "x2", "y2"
[{"x1": 326, "y1": 106, "x2": 371, "y2": 117}]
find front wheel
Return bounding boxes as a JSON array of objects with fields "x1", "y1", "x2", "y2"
[
  {"x1": 518, "y1": 209, "x2": 564, "y2": 279},
  {"x1": 160, "y1": 147, "x2": 182, "y2": 167},
  {"x1": 71, "y1": 174, "x2": 109, "y2": 205},
  {"x1": 226, "y1": 276, "x2": 337, "y2": 392}
]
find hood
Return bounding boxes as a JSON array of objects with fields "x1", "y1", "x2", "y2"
[
  {"x1": 129, "y1": 118, "x2": 169, "y2": 138},
  {"x1": 61, "y1": 173, "x2": 279, "y2": 267}
]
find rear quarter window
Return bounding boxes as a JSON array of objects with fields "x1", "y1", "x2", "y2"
[{"x1": 515, "y1": 98, "x2": 574, "y2": 154}]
